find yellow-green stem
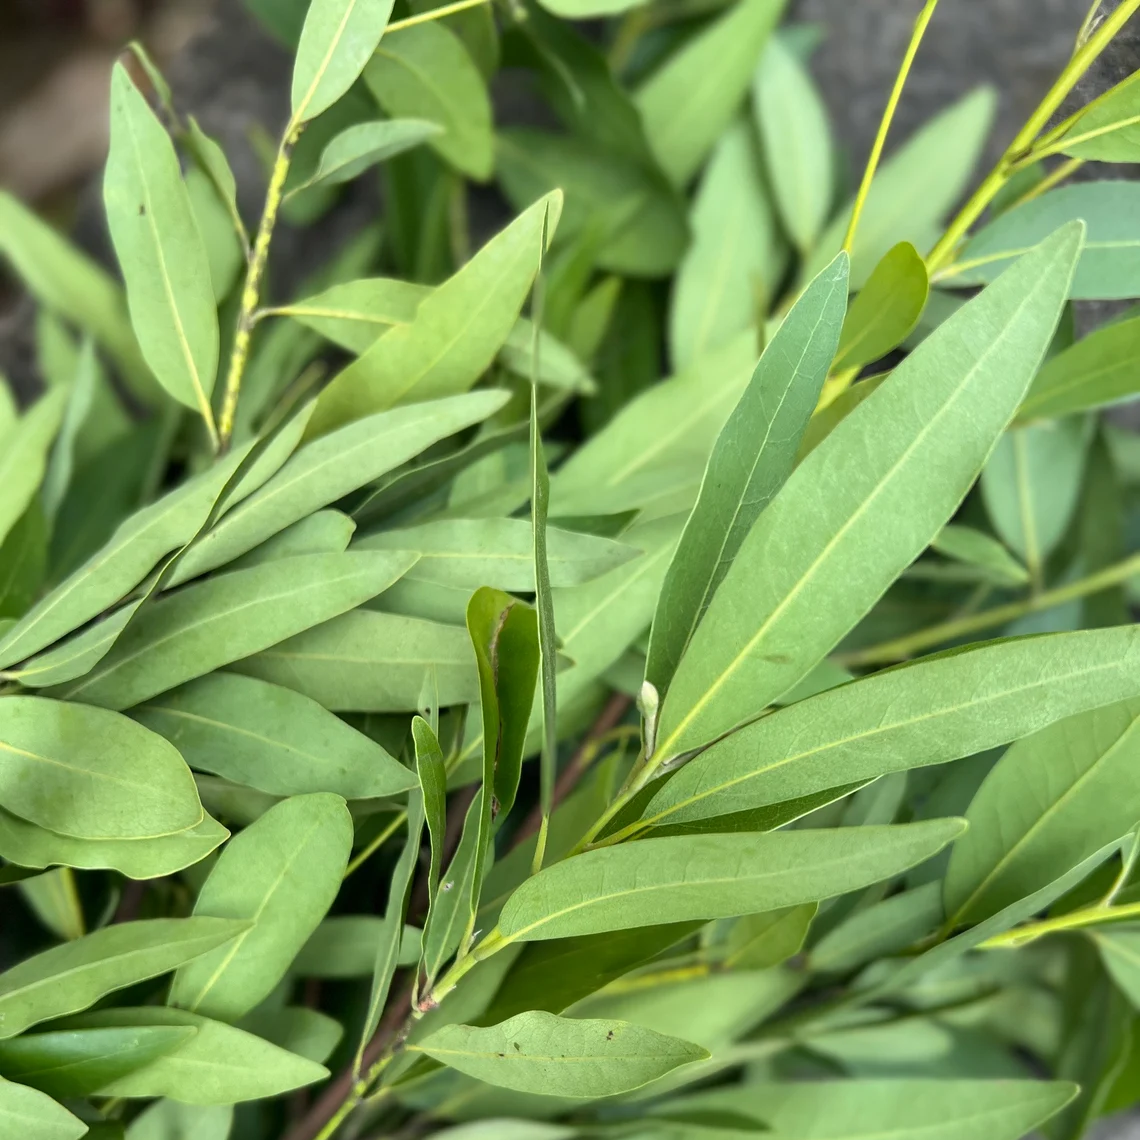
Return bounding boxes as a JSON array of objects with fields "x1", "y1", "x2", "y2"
[
  {"x1": 926, "y1": 0, "x2": 1140, "y2": 273},
  {"x1": 217, "y1": 122, "x2": 302, "y2": 450},
  {"x1": 385, "y1": 0, "x2": 491, "y2": 33},
  {"x1": 840, "y1": 550, "x2": 1140, "y2": 667},
  {"x1": 344, "y1": 811, "x2": 407, "y2": 880},
  {"x1": 843, "y1": 0, "x2": 941, "y2": 255},
  {"x1": 981, "y1": 899, "x2": 1140, "y2": 949},
  {"x1": 1007, "y1": 156, "x2": 1086, "y2": 208}
]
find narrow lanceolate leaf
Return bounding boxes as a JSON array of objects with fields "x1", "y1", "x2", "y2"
[
  {"x1": 358, "y1": 789, "x2": 423, "y2": 1055},
  {"x1": 635, "y1": 0, "x2": 785, "y2": 186},
  {"x1": 647, "y1": 253, "x2": 848, "y2": 694},
  {"x1": 667, "y1": 1080, "x2": 1077, "y2": 1140},
  {"x1": 1092, "y1": 926, "x2": 1140, "y2": 1009},
  {"x1": 833, "y1": 242, "x2": 930, "y2": 372},
  {"x1": 235, "y1": 609, "x2": 478, "y2": 712},
  {"x1": 422, "y1": 792, "x2": 482, "y2": 980},
  {"x1": 0, "y1": 807, "x2": 228, "y2": 880},
  {"x1": 668, "y1": 118, "x2": 783, "y2": 369},
  {"x1": 125, "y1": 1100, "x2": 233, "y2": 1140},
  {"x1": 1018, "y1": 314, "x2": 1140, "y2": 422},
  {"x1": 498, "y1": 820, "x2": 964, "y2": 941},
  {"x1": 170, "y1": 794, "x2": 351, "y2": 1021},
  {"x1": 171, "y1": 390, "x2": 509, "y2": 583},
  {"x1": 66, "y1": 1006, "x2": 327, "y2": 1104},
  {"x1": 945, "y1": 698, "x2": 1140, "y2": 926},
  {"x1": 0, "y1": 918, "x2": 248, "y2": 1039},
  {"x1": 0, "y1": 423, "x2": 303, "y2": 670},
  {"x1": 642, "y1": 627, "x2": 1140, "y2": 833},
  {"x1": 104, "y1": 65, "x2": 218, "y2": 430},
  {"x1": 364, "y1": 23, "x2": 493, "y2": 180},
  {"x1": 54, "y1": 551, "x2": 416, "y2": 710},
  {"x1": 930, "y1": 524, "x2": 1028, "y2": 587},
  {"x1": 294, "y1": 917, "x2": 420, "y2": 978},
  {"x1": 414, "y1": 718, "x2": 447, "y2": 972},
  {"x1": 0, "y1": 388, "x2": 67, "y2": 551},
  {"x1": 292, "y1": 0, "x2": 396, "y2": 123},
  {"x1": 288, "y1": 119, "x2": 440, "y2": 195},
  {"x1": 467, "y1": 589, "x2": 540, "y2": 908},
  {"x1": 653, "y1": 223, "x2": 1084, "y2": 761},
  {"x1": 7, "y1": 601, "x2": 142, "y2": 689},
  {"x1": 413, "y1": 1011, "x2": 708, "y2": 1097},
  {"x1": 0, "y1": 1074, "x2": 87, "y2": 1140},
  {"x1": 753, "y1": 31, "x2": 833, "y2": 253},
  {"x1": 0, "y1": 1025, "x2": 197, "y2": 1098},
  {"x1": 1059, "y1": 70, "x2": 1140, "y2": 162},
  {"x1": 949, "y1": 182, "x2": 1140, "y2": 300},
  {"x1": 230, "y1": 510, "x2": 356, "y2": 568},
  {"x1": 133, "y1": 673, "x2": 416, "y2": 799},
  {"x1": 309, "y1": 196, "x2": 559, "y2": 436},
  {"x1": 0, "y1": 697, "x2": 202, "y2": 840},
  {"x1": 356, "y1": 518, "x2": 636, "y2": 589}
]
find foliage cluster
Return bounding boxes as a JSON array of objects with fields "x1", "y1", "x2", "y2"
[{"x1": 5, "y1": 0, "x2": 1140, "y2": 1138}]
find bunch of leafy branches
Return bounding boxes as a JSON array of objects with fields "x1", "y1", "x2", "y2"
[{"x1": 5, "y1": 0, "x2": 1140, "y2": 1137}]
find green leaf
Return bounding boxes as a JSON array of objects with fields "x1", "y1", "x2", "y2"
[
  {"x1": 468, "y1": 588, "x2": 540, "y2": 830},
  {"x1": 498, "y1": 820, "x2": 964, "y2": 941},
  {"x1": 275, "y1": 278, "x2": 593, "y2": 393},
  {"x1": 0, "y1": 807, "x2": 227, "y2": 880},
  {"x1": 169, "y1": 793, "x2": 353, "y2": 1020},
  {"x1": 0, "y1": 388, "x2": 67, "y2": 550},
  {"x1": 550, "y1": 333, "x2": 758, "y2": 518},
  {"x1": 0, "y1": 1025, "x2": 196, "y2": 1098},
  {"x1": 415, "y1": 717, "x2": 448, "y2": 970},
  {"x1": 238, "y1": 1006, "x2": 342, "y2": 1064},
  {"x1": 0, "y1": 504, "x2": 47, "y2": 622},
  {"x1": 171, "y1": 390, "x2": 508, "y2": 583},
  {"x1": 809, "y1": 881, "x2": 943, "y2": 973},
  {"x1": 1091, "y1": 925, "x2": 1140, "y2": 1010},
  {"x1": 667, "y1": 1079, "x2": 1077, "y2": 1139},
  {"x1": 294, "y1": 916, "x2": 421, "y2": 978},
  {"x1": 125, "y1": 1099, "x2": 232, "y2": 1140},
  {"x1": 0, "y1": 696, "x2": 202, "y2": 840},
  {"x1": 54, "y1": 551, "x2": 416, "y2": 710},
  {"x1": 980, "y1": 420, "x2": 1091, "y2": 570},
  {"x1": 669, "y1": 118, "x2": 782, "y2": 368},
  {"x1": 647, "y1": 253, "x2": 848, "y2": 695},
  {"x1": 364, "y1": 23, "x2": 493, "y2": 179},
  {"x1": 652, "y1": 223, "x2": 1083, "y2": 760},
  {"x1": 104, "y1": 65, "x2": 219, "y2": 430},
  {"x1": 1059, "y1": 70, "x2": 1140, "y2": 162},
  {"x1": 308, "y1": 199, "x2": 556, "y2": 435},
  {"x1": 18, "y1": 868, "x2": 85, "y2": 941},
  {"x1": 534, "y1": 0, "x2": 643, "y2": 16},
  {"x1": 642, "y1": 627, "x2": 1140, "y2": 833},
  {"x1": 808, "y1": 88, "x2": 996, "y2": 286},
  {"x1": 234, "y1": 609, "x2": 478, "y2": 711},
  {"x1": 184, "y1": 167, "x2": 243, "y2": 304},
  {"x1": 133, "y1": 673, "x2": 416, "y2": 799},
  {"x1": 228, "y1": 510, "x2": 356, "y2": 569},
  {"x1": 0, "y1": 191, "x2": 154, "y2": 406},
  {"x1": 291, "y1": 0, "x2": 396, "y2": 122},
  {"x1": 356, "y1": 518, "x2": 636, "y2": 589},
  {"x1": 66, "y1": 1006, "x2": 327, "y2": 1103},
  {"x1": 833, "y1": 242, "x2": 930, "y2": 372},
  {"x1": 0, "y1": 421, "x2": 304, "y2": 669},
  {"x1": 0, "y1": 918, "x2": 248, "y2": 1039},
  {"x1": 635, "y1": 0, "x2": 786, "y2": 186},
  {"x1": 412, "y1": 1011, "x2": 708, "y2": 1096},
  {"x1": 1019, "y1": 314, "x2": 1140, "y2": 421},
  {"x1": 945, "y1": 698, "x2": 1140, "y2": 925},
  {"x1": 719, "y1": 903, "x2": 816, "y2": 970},
  {"x1": 0, "y1": 1074, "x2": 87, "y2": 1140},
  {"x1": 929, "y1": 524, "x2": 1028, "y2": 587},
  {"x1": 753, "y1": 31, "x2": 833, "y2": 252},
  {"x1": 949, "y1": 182, "x2": 1140, "y2": 300},
  {"x1": 422, "y1": 792, "x2": 483, "y2": 980},
  {"x1": 496, "y1": 131, "x2": 687, "y2": 280},
  {"x1": 288, "y1": 119, "x2": 441, "y2": 195},
  {"x1": 40, "y1": 338, "x2": 99, "y2": 523},
  {"x1": 186, "y1": 115, "x2": 248, "y2": 252}
]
